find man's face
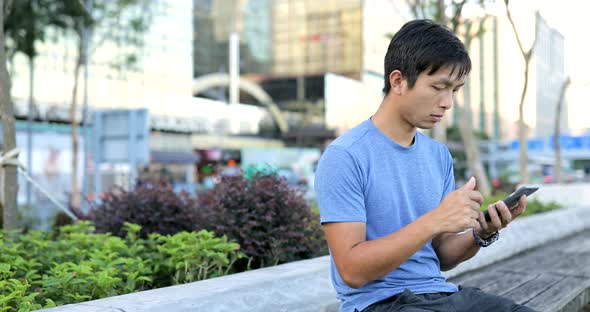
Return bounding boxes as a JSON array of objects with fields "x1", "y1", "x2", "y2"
[{"x1": 398, "y1": 66, "x2": 465, "y2": 129}]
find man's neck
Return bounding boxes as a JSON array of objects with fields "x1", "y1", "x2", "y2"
[{"x1": 371, "y1": 99, "x2": 416, "y2": 147}]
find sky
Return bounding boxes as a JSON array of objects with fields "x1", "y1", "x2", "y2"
[
  {"x1": 464, "y1": 0, "x2": 590, "y2": 133},
  {"x1": 527, "y1": 0, "x2": 590, "y2": 132}
]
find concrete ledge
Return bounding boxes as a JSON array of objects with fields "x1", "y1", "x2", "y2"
[
  {"x1": 38, "y1": 206, "x2": 590, "y2": 312},
  {"x1": 39, "y1": 255, "x2": 336, "y2": 312}
]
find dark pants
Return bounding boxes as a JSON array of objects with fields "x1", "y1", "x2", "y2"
[{"x1": 362, "y1": 287, "x2": 538, "y2": 312}]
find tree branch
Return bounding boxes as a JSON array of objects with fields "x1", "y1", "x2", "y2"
[
  {"x1": 436, "y1": 0, "x2": 446, "y2": 24},
  {"x1": 463, "y1": 14, "x2": 489, "y2": 41},
  {"x1": 504, "y1": 0, "x2": 527, "y2": 57},
  {"x1": 418, "y1": 0, "x2": 428, "y2": 20},
  {"x1": 450, "y1": 0, "x2": 467, "y2": 32},
  {"x1": 405, "y1": 0, "x2": 421, "y2": 19},
  {"x1": 4, "y1": 0, "x2": 13, "y2": 17}
]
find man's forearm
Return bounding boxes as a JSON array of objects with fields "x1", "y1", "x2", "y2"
[
  {"x1": 334, "y1": 216, "x2": 439, "y2": 288},
  {"x1": 435, "y1": 230, "x2": 480, "y2": 271}
]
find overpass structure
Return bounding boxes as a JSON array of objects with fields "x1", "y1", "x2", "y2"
[{"x1": 192, "y1": 73, "x2": 288, "y2": 134}]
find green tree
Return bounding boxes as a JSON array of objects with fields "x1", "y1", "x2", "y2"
[
  {"x1": 504, "y1": 0, "x2": 537, "y2": 184},
  {"x1": 553, "y1": 76, "x2": 570, "y2": 183},
  {"x1": 0, "y1": 0, "x2": 90, "y2": 230},
  {"x1": 66, "y1": 0, "x2": 153, "y2": 208},
  {"x1": 0, "y1": 0, "x2": 17, "y2": 230},
  {"x1": 4, "y1": 0, "x2": 90, "y2": 212}
]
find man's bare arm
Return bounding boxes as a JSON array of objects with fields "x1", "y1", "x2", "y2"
[
  {"x1": 432, "y1": 232, "x2": 479, "y2": 271},
  {"x1": 324, "y1": 217, "x2": 438, "y2": 289}
]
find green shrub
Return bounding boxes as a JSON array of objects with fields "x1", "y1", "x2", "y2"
[
  {"x1": 151, "y1": 230, "x2": 242, "y2": 285},
  {"x1": 88, "y1": 180, "x2": 199, "y2": 238},
  {"x1": 197, "y1": 173, "x2": 328, "y2": 270},
  {"x1": 0, "y1": 221, "x2": 242, "y2": 311}
]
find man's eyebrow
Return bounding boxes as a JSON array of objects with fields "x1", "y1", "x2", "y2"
[{"x1": 433, "y1": 78, "x2": 465, "y2": 88}]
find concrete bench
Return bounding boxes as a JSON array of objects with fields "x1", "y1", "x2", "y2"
[
  {"x1": 39, "y1": 206, "x2": 590, "y2": 312},
  {"x1": 450, "y1": 229, "x2": 590, "y2": 312}
]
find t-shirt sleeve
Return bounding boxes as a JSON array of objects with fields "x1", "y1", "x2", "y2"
[
  {"x1": 314, "y1": 145, "x2": 366, "y2": 224},
  {"x1": 442, "y1": 147, "x2": 456, "y2": 199}
]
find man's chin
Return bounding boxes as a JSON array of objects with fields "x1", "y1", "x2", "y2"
[{"x1": 416, "y1": 123, "x2": 436, "y2": 130}]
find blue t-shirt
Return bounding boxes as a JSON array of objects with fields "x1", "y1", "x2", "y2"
[{"x1": 315, "y1": 119, "x2": 458, "y2": 312}]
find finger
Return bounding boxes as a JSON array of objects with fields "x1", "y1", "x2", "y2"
[
  {"x1": 513, "y1": 195, "x2": 527, "y2": 217},
  {"x1": 495, "y1": 201, "x2": 513, "y2": 226},
  {"x1": 478, "y1": 211, "x2": 489, "y2": 232},
  {"x1": 470, "y1": 218, "x2": 479, "y2": 229},
  {"x1": 460, "y1": 177, "x2": 476, "y2": 191},
  {"x1": 471, "y1": 208, "x2": 480, "y2": 219},
  {"x1": 495, "y1": 199, "x2": 508, "y2": 211},
  {"x1": 470, "y1": 201, "x2": 481, "y2": 213},
  {"x1": 475, "y1": 221, "x2": 483, "y2": 233},
  {"x1": 507, "y1": 201, "x2": 519, "y2": 209},
  {"x1": 468, "y1": 191, "x2": 484, "y2": 205},
  {"x1": 488, "y1": 203, "x2": 503, "y2": 230}
]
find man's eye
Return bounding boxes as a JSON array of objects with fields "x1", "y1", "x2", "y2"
[
  {"x1": 433, "y1": 86, "x2": 444, "y2": 91},
  {"x1": 453, "y1": 88, "x2": 460, "y2": 93}
]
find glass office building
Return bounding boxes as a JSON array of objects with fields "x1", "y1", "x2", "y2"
[{"x1": 193, "y1": 0, "x2": 362, "y2": 102}]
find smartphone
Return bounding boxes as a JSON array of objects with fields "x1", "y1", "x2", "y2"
[{"x1": 483, "y1": 186, "x2": 539, "y2": 222}]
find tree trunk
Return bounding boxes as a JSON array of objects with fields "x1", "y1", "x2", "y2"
[
  {"x1": 456, "y1": 20, "x2": 490, "y2": 196},
  {"x1": 457, "y1": 109, "x2": 491, "y2": 196},
  {"x1": 26, "y1": 57, "x2": 34, "y2": 208},
  {"x1": 459, "y1": 81, "x2": 491, "y2": 197},
  {"x1": 435, "y1": 0, "x2": 445, "y2": 25},
  {"x1": 518, "y1": 61, "x2": 530, "y2": 184},
  {"x1": 70, "y1": 45, "x2": 83, "y2": 209},
  {"x1": 0, "y1": 0, "x2": 19, "y2": 230},
  {"x1": 505, "y1": 1, "x2": 537, "y2": 185},
  {"x1": 553, "y1": 77, "x2": 570, "y2": 184},
  {"x1": 0, "y1": 165, "x2": 4, "y2": 226}
]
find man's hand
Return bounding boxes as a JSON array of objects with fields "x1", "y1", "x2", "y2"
[
  {"x1": 427, "y1": 177, "x2": 483, "y2": 235},
  {"x1": 477, "y1": 195, "x2": 528, "y2": 238}
]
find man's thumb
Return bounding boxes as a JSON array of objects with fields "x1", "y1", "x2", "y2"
[{"x1": 462, "y1": 177, "x2": 476, "y2": 190}]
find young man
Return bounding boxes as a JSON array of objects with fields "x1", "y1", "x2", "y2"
[{"x1": 315, "y1": 20, "x2": 535, "y2": 312}]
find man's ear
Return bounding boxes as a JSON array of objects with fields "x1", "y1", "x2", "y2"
[{"x1": 389, "y1": 70, "x2": 405, "y2": 95}]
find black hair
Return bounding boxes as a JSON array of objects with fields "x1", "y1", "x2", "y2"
[{"x1": 383, "y1": 19, "x2": 471, "y2": 94}]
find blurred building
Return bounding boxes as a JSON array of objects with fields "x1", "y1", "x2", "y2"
[
  {"x1": 457, "y1": 9, "x2": 566, "y2": 141},
  {"x1": 5, "y1": 0, "x2": 197, "y2": 211},
  {"x1": 193, "y1": 0, "x2": 362, "y2": 143},
  {"x1": 11, "y1": 1, "x2": 194, "y2": 121},
  {"x1": 194, "y1": 0, "x2": 362, "y2": 79},
  {"x1": 534, "y1": 14, "x2": 567, "y2": 137},
  {"x1": 192, "y1": 1, "x2": 561, "y2": 143}
]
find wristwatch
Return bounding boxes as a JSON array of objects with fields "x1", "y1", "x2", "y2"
[{"x1": 472, "y1": 228, "x2": 499, "y2": 247}]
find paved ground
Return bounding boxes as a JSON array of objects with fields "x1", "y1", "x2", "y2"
[{"x1": 451, "y1": 229, "x2": 590, "y2": 312}]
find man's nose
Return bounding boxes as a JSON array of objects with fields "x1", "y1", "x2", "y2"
[{"x1": 440, "y1": 93, "x2": 453, "y2": 110}]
